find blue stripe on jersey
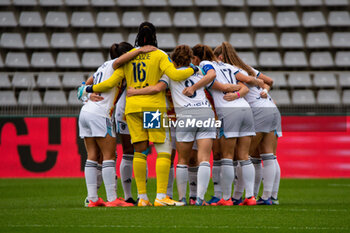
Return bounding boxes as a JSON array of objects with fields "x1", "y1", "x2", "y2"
[
  {"x1": 203, "y1": 64, "x2": 214, "y2": 74},
  {"x1": 234, "y1": 70, "x2": 239, "y2": 75},
  {"x1": 256, "y1": 71, "x2": 261, "y2": 77},
  {"x1": 207, "y1": 79, "x2": 216, "y2": 89},
  {"x1": 159, "y1": 79, "x2": 169, "y2": 88}
]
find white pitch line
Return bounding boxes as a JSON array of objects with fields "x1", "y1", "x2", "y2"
[{"x1": 4, "y1": 224, "x2": 349, "y2": 231}]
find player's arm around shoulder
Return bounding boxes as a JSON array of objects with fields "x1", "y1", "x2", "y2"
[
  {"x1": 158, "y1": 51, "x2": 195, "y2": 81},
  {"x1": 112, "y1": 46, "x2": 157, "y2": 70},
  {"x1": 86, "y1": 68, "x2": 125, "y2": 93},
  {"x1": 127, "y1": 76, "x2": 168, "y2": 97}
]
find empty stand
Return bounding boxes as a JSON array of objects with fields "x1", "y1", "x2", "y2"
[
  {"x1": 68, "y1": 90, "x2": 83, "y2": 106},
  {"x1": 302, "y1": 11, "x2": 326, "y2": 27},
  {"x1": 203, "y1": 33, "x2": 226, "y2": 48},
  {"x1": 251, "y1": 12, "x2": 274, "y2": 27},
  {"x1": 255, "y1": 33, "x2": 278, "y2": 48},
  {"x1": 306, "y1": 32, "x2": 330, "y2": 48},
  {"x1": 43, "y1": 90, "x2": 67, "y2": 106},
  {"x1": 62, "y1": 72, "x2": 85, "y2": 88},
  {"x1": 51, "y1": 33, "x2": 75, "y2": 48},
  {"x1": 157, "y1": 33, "x2": 176, "y2": 49},
  {"x1": 1, "y1": 33, "x2": 24, "y2": 49},
  {"x1": 342, "y1": 90, "x2": 350, "y2": 104},
  {"x1": 71, "y1": 12, "x2": 95, "y2": 27},
  {"x1": 148, "y1": 12, "x2": 172, "y2": 28},
  {"x1": 199, "y1": 12, "x2": 223, "y2": 27},
  {"x1": 101, "y1": 33, "x2": 124, "y2": 48},
  {"x1": 339, "y1": 73, "x2": 350, "y2": 88},
  {"x1": 332, "y1": 33, "x2": 350, "y2": 48},
  {"x1": 280, "y1": 32, "x2": 304, "y2": 48},
  {"x1": 45, "y1": 12, "x2": 69, "y2": 28},
  {"x1": 39, "y1": 0, "x2": 64, "y2": 6},
  {"x1": 178, "y1": 33, "x2": 201, "y2": 47},
  {"x1": 122, "y1": 12, "x2": 144, "y2": 27},
  {"x1": 310, "y1": 52, "x2": 334, "y2": 68},
  {"x1": 317, "y1": 90, "x2": 341, "y2": 105},
  {"x1": 81, "y1": 52, "x2": 104, "y2": 68},
  {"x1": 335, "y1": 52, "x2": 350, "y2": 67},
  {"x1": 91, "y1": 0, "x2": 115, "y2": 6},
  {"x1": 12, "y1": 73, "x2": 36, "y2": 88},
  {"x1": 57, "y1": 52, "x2": 81, "y2": 68},
  {"x1": 276, "y1": 12, "x2": 300, "y2": 27},
  {"x1": 288, "y1": 72, "x2": 312, "y2": 88},
  {"x1": 225, "y1": 12, "x2": 248, "y2": 27},
  {"x1": 269, "y1": 90, "x2": 291, "y2": 105},
  {"x1": 31, "y1": 52, "x2": 55, "y2": 68},
  {"x1": 230, "y1": 33, "x2": 253, "y2": 48},
  {"x1": 18, "y1": 91, "x2": 42, "y2": 106},
  {"x1": 292, "y1": 90, "x2": 316, "y2": 105},
  {"x1": 5, "y1": 52, "x2": 30, "y2": 68},
  {"x1": 273, "y1": 0, "x2": 297, "y2": 6},
  {"x1": 144, "y1": 0, "x2": 167, "y2": 6},
  {"x1": 328, "y1": 11, "x2": 350, "y2": 27},
  {"x1": 76, "y1": 33, "x2": 101, "y2": 48},
  {"x1": 0, "y1": 91, "x2": 17, "y2": 106},
  {"x1": 0, "y1": 73, "x2": 12, "y2": 88},
  {"x1": 117, "y1": 0, "x2": 142, "y2": 6},
  {"x1": 96, "y1": 12, "x2": 120, "y2": 27},
  {"x1": 25, "y1": 33, "x2": 49, "y2": 48},
  {"x1": 259, "y1": 52, "x2": 282, "y2": 67},
  {"x1": 0, "y1": 12, "x2": 17, "y2": 27},
  {"x1": 313, "y1": 72, "x2": 337, "y2": 88},
  {"x1": 37, "y1": 73, "x2": 61, "y2": 88},
  {"x1": 65, "y1": 0, "x2": 90, "y2": 6},
  {"x1": 238, "y1": 52, "x2": 257, "y2": 67},
  {"x1": 264, "y1": 72, "x2": 287, "y2": 87},
  {"x1": 19, "y1": 12, "x2": 43, "y2": 27},
  {"x1": 174, "y1": 12, "x2": 197, "y2": 27}
]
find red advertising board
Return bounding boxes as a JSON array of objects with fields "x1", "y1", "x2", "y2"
[{"x1": 0, "y1": 116, "x2": 349, "y2": 178}]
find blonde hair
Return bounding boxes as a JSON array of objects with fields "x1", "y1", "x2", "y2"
[{"x1": 214, "y1": 42, "x2": 255, "y2": 77}]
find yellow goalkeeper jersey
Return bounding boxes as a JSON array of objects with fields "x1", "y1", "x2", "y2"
[{"x1": 92, "y1": 48, "x2": 194, "y2": 115}]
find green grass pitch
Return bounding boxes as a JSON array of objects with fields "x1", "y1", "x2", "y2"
[{"x1": 0, "y1": 178, "x2": 349, "y2": 233}]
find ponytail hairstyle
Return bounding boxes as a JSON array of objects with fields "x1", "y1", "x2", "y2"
[
  {"x1": 192, "y1": 44, "x2": 218, "y2": 62},
  {"x1": 171, "y1": 45, "x2": 193, "y2": 67},
  {"x1": 135, "y1": 21, "x2": 158, "y2": 47},
  {"x1": 110, "y1": 42, "x2": 134, "y2": 59},
  {"x1": 214, "y1": 42, "x2": 255, "y2": 77}
]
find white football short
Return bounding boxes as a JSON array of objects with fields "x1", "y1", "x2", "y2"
[
  {"x1": 251, "y1": 107, "x2": 279, "y2": 133},
  {"x1": 79, "y1": 110, "x2": 116, "y2": 138}
]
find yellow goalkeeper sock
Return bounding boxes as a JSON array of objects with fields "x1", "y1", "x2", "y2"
[
  {"x1": 156, "y1": 152, "x2": 171, "y2": 195},
  {"x1": 133, "y1": 152, "x2": 147, "y2": 195}
]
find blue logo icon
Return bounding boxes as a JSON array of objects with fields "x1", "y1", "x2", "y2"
[{"x1": 143, "y1": 110, "x2": 161, "y2": 129}]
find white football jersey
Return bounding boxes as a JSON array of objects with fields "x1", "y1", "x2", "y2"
[
  {"x1": 81, "y1": 58, "x2": 120, "y2": 119},
  {"x1": 160, "y1": 67, "x2": 212, "y2": 110},
  {"x1": 238, "y1": 67, "x2": 276, "y2": 108},
  {"x1": 205, "y1": 61, "x2": 251, "y2": 118}
]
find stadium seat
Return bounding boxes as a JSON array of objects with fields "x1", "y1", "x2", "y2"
[
  {"x1": 225, "y1": 12, "x2": 249, "y2": 27},
  {"x1": 37, "y1": 73, "x2": 61, "y2": 88},
  {"x1": 0, "y1": 55, "x2": 3, "y2": 68},
  {"x1": 157, "y1": 33, "x2": 176, "y2": 49},
  {"x1": 122, "y1": 12, "x2": 144, "y2": 27},
  {"x1": 264, "y1": 72, "x2": 287, "y2": 87},
  {"x1": 335, "y1": 52, "x2": 350, "y2": 67},
  {"x1": 302, "y1": 11, "x2": 326, "y2": 27},
  {"x1": 199, "y1": 12, "x2": 223, "y2": 27},
  {"x1": 19, "y1": 12, "x2": 43, "y2": 27},
  {"x1": 174, "y1": 12, "x2": 197, "y2": 27},
  {"x1": 221, "y1": 0, "x2": 244, "y2": 6},
  {"x1": 0, "y1": 73, "x2": 12, "y2": 89},
  {"x1": 178, "y1": 33, "x2": 201, "y2": 47},
  {"x1": 127, "y1": 33, "x2": 137, "y2": 45},
  {"x1": 12, "y1": 73, "x2": 36, "y2": 88},
  {"x1": 342, "y1": 90, "x2": 350, "y2": 104},
  {"x1": 31, "y1": 52, "x2": 56, "y2": 68},
  {"x1": 317, "y1": 90, "x2": 341, "y2": 105},
  {"x1": 144, "y1": 0, "x2": 167, "y2": 6},
  {"x1": 45, "y1": 12, "x2": 69, "y2": 28},
  {"x1": 269, "y1": 90, "x2": 291, "y2": 105},
  {"x1": 51, "y1": 33, "x2": 75, "y2": 48},
  {"x1": 288, "y1": 72, "x2": 312, "y2": 88},
  {"x1": 62, "y1": 73, "x2": 85, "y2": 88},
  {"x1": 255, "y1": 33, "x2": 278, "y2": 48},
  {"x1": 0, "y1": 91, "x2": 17, "y2": 106},
  {"x1": 203, "y1": 33, "x2": 226, "y2": 48},
  {"x1": 276, "y1": 12, "x2": 300, "y2": 27},
  {"x1": 168, "y1": 0, "x2": 193, "y2": 6},
  {"x1": 96, "y1": 12, "x2": 120, "y2": 27},
  {"x1": 148, "y1": 12, "x2": 172, "y2": 28},
  {"x1": 65, "y1": 0, "x2": 89, "y2": 6},
  {"x1": 71, "y1": 12, "x2": 95, "y2": 27},
  {"x1": 229, "y1": 33, "x2": 253, "y2": 48},
  {"x1": 81, "y1": 52, "x2": 104, "y2": 68},
  {"x1": 76, "y1": 33, "x2": 100, "y2": 48},
  {"x1": 325, "y1": 0, "x2": 348, "y2": 6},
  {"x1": 68, "y1": 90, "x2": 83, "y2": 106},
  {"x1": 39, "y1": 0, "x2": 64, "y2": 6},
  {"x1": 91, "y1": 0, "x2": 115, "y2": 6},
  {"x1": 306, "y1": 32, "x2": 330, "y2": 48},
  {"x1": 57, "y1": 52, "x2": 81, "y2": 68},
  {"x1": 313, "y1": 72, "x2": 337, "y2": 88},
  {"x1": 332, "y1": 33, "x2": 350, "y2": 48},
  {"x1": 292, "y1": 90, "x2": 316, "y2": 105},
  {"x1": 43, "y1": 90, "x2": 67, "y2": 106},
  {"x1": 259, "y1": 52, "x2": 282, "y2": 67},
  {"x1": 237, "y1": 52, "x2": 257, "y2": 67},
  {"x1": 280, "y1": 32, "x2": 304, "y2": 48},
  {"x1": 0, "y1": 0, "x2": 10, "y2": 6},
  {"x1": 298, "y1": 0, "x2": 323, "y2": 6},
  {"x1": 0, "y1": 12, "x2": 17, "y2": 27},
  {"x1": 101, "y1": 33, "x2": 124, "y2": 48},
  {"x1": 0, "y1": 33, "x2": 24, "y2": 49},
  {"x1": 310, "y1": 52, "x2": 334, "y2": 68},
  {"x1": 247, "y1": 0, "x2": 270, "y2": 6},
  {"x1": 273, "y1": 0, "x2": 297, "y2": 6},
  {"x1": 328, "y1": 11, "x2": 350, "y2": 26},
  {"x1": 18, "y1": 91, "x2": 42, "y2": 106},
  {"x1": 339, "y1": 73, "x2": 350, "y2": 88},
  {"x1": 117, "y1": 0, "x2": 142, "y2": 6},
  {"x1": 251, "y1": 12, "x2": 274, "y2": 27},
  {"x1": 284, "y1": 52, "x2": 308, "y2": 67},
  {"x1": 195, "y1": 0, "x2": 219, "y2": 6},
  {"x1": 25, "y1": 33, "x2": 49, "y2": 48},
  {"x1": 5, "y1": 52, "x2": 30, "y2": 68},
  {"x1": 13, "y1": 0, "x2": 37, "y2": 6}
]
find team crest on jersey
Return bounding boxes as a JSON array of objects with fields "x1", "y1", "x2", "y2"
[{"x1": 143, "y1": 110, "x2": 161, "y2": 129}]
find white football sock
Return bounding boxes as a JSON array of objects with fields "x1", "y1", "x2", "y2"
[
  {"x1": 188, "y1": 166, "x2": 198, "y2": 198},
  {"x1": 212, "y1": 160, "x2": 222, "y2": 199},
  {"x1": 197, "y1": 161, "x2": 211, "y2": 200},
  {"x1": 176, "y1": 164, "x2": 188, "y2": 200},
  {"x1": 156, "y1": 193, "x2": 166, "y2": 200},
  {"x1": 102, "y1": 160, "x2": 117, "y2": 202},
  {"x1": 272, "y1": 156, "x2": 281, "y2": 199},
  {"x1": 261, "y1": 153, "x2": 276, "y2": 200},
  {"x1": 233, "y1": 162, "x2": 244, "y2": 200},
  {"x1": 251, "y1": 157, "x2": 263, "y2": 197},
  {"x1": 139, "y1": 194, "x2": 148, "y2": 201},
  {"x1": 97, "y1": 163, "x2": 102, "y2": 190},
  {"x1": 220, "y1": 159, "x2": 234, "y2": 200},
  {"x1": 85, "y1": 160, "x2": 98, "y2": 202},
  {"x1": 120, "y1": 154, "x2": 133, "y2": 200},
  {"x1": 240, "y1": 160, "x2": 255, "y2": 198},
  {"x1": 167, "y1": 164, "x2": 175, "y2": 199}
]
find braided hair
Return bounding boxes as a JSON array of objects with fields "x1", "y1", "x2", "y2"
[{"x1": 134, "y1": 22, "x2": 158, "y2": 47}]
